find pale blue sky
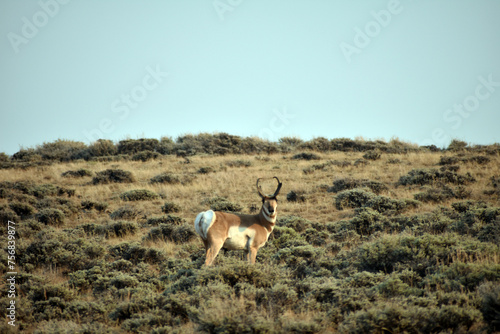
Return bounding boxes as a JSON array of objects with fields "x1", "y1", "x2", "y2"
[{"x1": 1, "y1": 0, "x2": 499, "y2": 154}]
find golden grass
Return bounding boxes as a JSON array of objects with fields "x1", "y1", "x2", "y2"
[
  {"x1": 1, "y1": 149, "x2": 499, "y2": 333},
  {"x1": 2, "y1": 151, "x2": 499, "y2": 225}
]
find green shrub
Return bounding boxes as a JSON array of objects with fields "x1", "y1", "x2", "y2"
[
  {"x1": 292, "y1": 152, "x2": 321, "y2": 160},
  {"x1": 197, "y1": 166, "x2": 216, "y2": 174},
  {"x1": 110, "y1": 242, "x2": 166, "y2": 264},
  {"x1": 366, "y1": 196, "x2": 419, "y2": 214},
  {"x1": 110, "y1": 206, "x2": 141, "y2": 220},
  {"x1": 451, "y1": 200, "x2": 489, "y2": 213},
  {"x1": 485, "y1": 176, "x2": 500, "y2": 197},
  {"x1": 478, "y1": 282, "x2": 500, "y2": 333},
  {"x1": 156, "y1": 136, "x2": 175, "y2": 155},
  {"x1": 0, "y1": 204, "x2": 19, "y2": 223},
  {"x1": 225, "y1": 160, "x2": 252, "y2": 167},
  {"x1": 36, "y1": 208, "x2": 65, "y2": 226},
  {"x1": 278, "y1": 216, "x2": 312, "y2": 233},
  {"x1": 345, "y1": 233, "x2": 499, "y2": 276},
  {"x1": 349, "y1": 207, "x2": 390, "y2": 236},
  {"x1": 120, "y1": 189, "x2": 159, "y2": 201},
  {"x1": 447, "y1": 201, "x2": 500, "y2": 242},
  {"x1": 398, "y1": 168, "x2": 475, "y2": 186},
  {"x1": 33, "y1": 320, "x2": 116, "y2": 333},
  {"x1": 30, "y1": 284, "x2": 77, "y2": 321},
  {"x1": 9, "y1": 201, "x2": 35, "y2": 217},
  {"x1": 34, "y1": 139, "x2": 87, "y2": 161},
  {"x1": 448, "y1": 139, "x2": 468, "y2": 151},
  {"x1": 339, "y1": 302, "x2": 482, "y2": 334},
  {"x1": 202, "y1": 196, "x2": 242, "y2": 212},
  {"x1": 286, "y1": 190, "x2": 307, "y2": 202},
  {"x1": 34, "y1": 198, "x2": 75, "y2": 218},
  {"x1": 145, "y1": 215, "x2": 185, "y2": 226},
  {"x1": 414, "y1": 185, "x2": 470, "y2": 203},
  {"x1": 430, "y1": 262, "x2": 500, "y2": 292},
  {"x1": 477, "y1": 221, "x2": 500, "y2": 244},
  {"x1": 81, "y1": 200, "x2": 108, "y2": 212},
  {"x1": 328, "y1": 178, "x2": 388, "y2": 194},
  {"x1": 439, "y1": 155, "x2": 490, "y2": 165},
  {"x1": 303, "y1": 160, "x2": 352, "y2": 174},
  {"x1": 304, "y1": 228, "x2": 329, "y2": 246},
  {"x1": 194, "y1": 296, "x2": 274, "y2": 334},
  {"x1": 132, "y1": 150, "x2": 160, "y2": 162},
  {"x1": 12, "y1": 148, "x2": 42, "y2": 162},
  {"x1": 150, "y1": 173, "x2": 181, "y2": 184},
  {"x1": 387, "y1": 158, "x2": 402, "y2": 164},
  {"x1": 335, "y1": 188, "x2": 375, "y2": 210},
  {"x1": 31, "y1": 184, "x2": 58, "y2": 198},
  {"x1": 81, "y1": 221, "x2": 138, "y2": 238},
  {"x1": 90, "y1": 155, "x2": 128, "y2": 162},
  {"x1": 92, "y1": 169, "x2": 135, "y2": 184},
  {"x1": 117, "y1": 138, "x2": 159, "y2": 155},
  {"x1": 490, "y1": 176, "x2": 500, "y2": 189},
  {"x1": 61, "y1": 169, "x2": 93, "y2": 178},
  {"x1": 279, "y1": 245, "x2": 327, "y2": 278},
  {"x1": 271, "y1": 226, "x2": 307, "y2": 249},
  {"x1": 279, "y1": 136, "x2": 304, "y2": 147},
  {"x1": 87, "y1": 139, "x2": 117, "y2": 157},
  {"x1": 22, "y1": 229, "x2": 106, "y2": 271},
  {"x1": 175, "y1": 132, "x2": 245, "y2": 155},
  {"x1": 390, "y1": 210, "x2": 453, "y2": 235},
  {"x1": 198, "y1": 260, "x2": 282, "y2": 288},
  {"x1": 362, "y1": 151, "x2": 381, "y2": 160},
  {"x1": 145, "y1": 224, "x2": 196, "y2": 244},
  {"x1": 439, "y1": 155, "x2": 460, "y2": 165},
  {"x1": 353, "y1": 159, "x2": 369, "y2": 167},
  {"x1": 63, "y1": 300, "x2": 108, "y2": 323},
  {"x1": 161, "y1": 202, "x2": 181, "y2": 213},
  {"x1": 299, "y1": 137, "x2": 332, "y2": 152}
]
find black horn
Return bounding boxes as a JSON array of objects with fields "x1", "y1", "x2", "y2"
[
  {"x1": 272, "y1": 176, "x2": 282, "y2": 198},
  {"x1": 256, "y1": 178, "x2": 267, "y2": 199}
]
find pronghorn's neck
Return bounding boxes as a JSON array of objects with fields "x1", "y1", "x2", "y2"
[{"x1": 259, "y1": 203, "x2": 277, "y2": 225}]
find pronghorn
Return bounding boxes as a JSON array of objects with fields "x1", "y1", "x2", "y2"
[{"x1": 194, "y1": 177, "x2": 282, "y2": 266}]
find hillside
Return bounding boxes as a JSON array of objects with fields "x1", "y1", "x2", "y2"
[{"x1": 1, "y1": 136, "x2": 499, "y2": 333}]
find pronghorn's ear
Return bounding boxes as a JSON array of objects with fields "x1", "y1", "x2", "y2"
[
  {"x1": 272, "y1": 176, "x2": 282, "y2": 197},
  {"x1": 256, "y1": 178, "x2": 267, "y2": 199}
]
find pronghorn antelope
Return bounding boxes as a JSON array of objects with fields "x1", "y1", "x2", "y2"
[{"x1": 194, "y1": 177, "x2": 282, "y2": 266}]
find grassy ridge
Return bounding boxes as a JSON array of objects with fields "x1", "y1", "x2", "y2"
[{"x1": 1, "y1": 137, "x2": 499, "y2": 333}]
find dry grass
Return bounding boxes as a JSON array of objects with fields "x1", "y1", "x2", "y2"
[
  {"x1": 2, "y1": 148, "x2": 499, "y2": 333},
  {"x1": 2, "y1": 151, "x2": 499, "y2": 223}
]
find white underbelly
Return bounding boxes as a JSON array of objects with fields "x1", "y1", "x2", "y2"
[{"x1": 223, "y1": 226, "x2": 256, "y2": 250}]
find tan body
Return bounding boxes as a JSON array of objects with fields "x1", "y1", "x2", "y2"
[{"x1": 195, "y1": 177, "x2": 282, "y2": 266}]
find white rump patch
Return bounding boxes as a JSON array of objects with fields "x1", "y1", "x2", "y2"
[{"x1": 194, "y1": 210, "x2": 216, "y2": 240}]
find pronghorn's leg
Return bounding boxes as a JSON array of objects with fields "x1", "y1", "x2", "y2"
[
  {"x1": 245, "y1": 249, "x2": 251, "y2": 263},
  {"x1": 248, "y1": 246, "x2": 258, "y2": 264},
  {"x1": 205, "y1": 239, "x2": 224, "y2": 266}
]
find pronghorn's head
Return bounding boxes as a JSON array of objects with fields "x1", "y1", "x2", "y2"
[{"x1": 257, "y1": 177, "x2": 282, "y2": 222}]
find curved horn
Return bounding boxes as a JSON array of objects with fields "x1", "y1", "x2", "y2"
[
  {"x1": 272, "y1": 176, "x2": 282, "y2": 198},
  {"x1": 256, "y1": 178, "x2": 267, "y2": 199}
]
